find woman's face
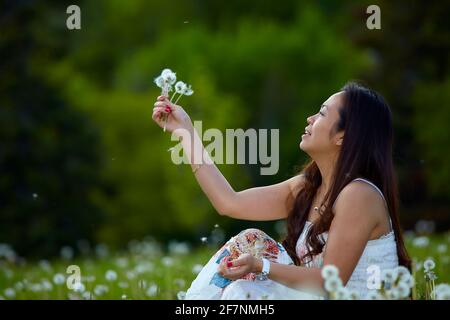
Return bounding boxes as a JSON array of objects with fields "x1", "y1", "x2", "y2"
[{"x1": 299, "y1": 91, "x2": 345, "y2": 156}]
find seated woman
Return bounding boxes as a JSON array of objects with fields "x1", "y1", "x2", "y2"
[{"x1": 152, "y1": 82, "x2": 411, "y2": 299}]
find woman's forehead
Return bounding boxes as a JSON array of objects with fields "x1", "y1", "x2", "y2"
[{"x1": 323, "y1": 92, "x2": 345, "y2": 112}]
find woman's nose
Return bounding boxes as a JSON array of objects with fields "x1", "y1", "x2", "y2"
[{"x1": 307, "y1": 115, "x2": 314, "y2": 124}]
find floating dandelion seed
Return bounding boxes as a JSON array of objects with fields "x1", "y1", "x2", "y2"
[
  {"x1": 200, "y1": 237, "x2": 208, "y2": 243},
  {"x1": 214, "y1": 224, "x2": 219, "y2": 228},
  {"x1": 32, "y1": 193, "x2": 38, "y2": 199}
]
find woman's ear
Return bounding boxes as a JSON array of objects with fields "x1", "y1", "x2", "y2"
[{"x1": 335, "y1": 132, "x2": 344, "y2": 146}]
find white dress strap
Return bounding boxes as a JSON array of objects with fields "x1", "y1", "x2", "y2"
[{"x1": 351, "y1": 178, "x2": 385, "y2": 202}]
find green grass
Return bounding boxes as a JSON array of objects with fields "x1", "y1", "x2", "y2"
[{"x1": 0, "y1": 232, "x2": 448, "y2": 300}]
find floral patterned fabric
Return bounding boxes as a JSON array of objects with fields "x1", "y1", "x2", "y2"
[{"x1": 185, "y1": 228, "x2": 320, "y2": 300}]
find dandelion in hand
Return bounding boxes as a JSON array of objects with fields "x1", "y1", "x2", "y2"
[{"x1": 154, "y1": 68, "x2": 194, "y2": 132}]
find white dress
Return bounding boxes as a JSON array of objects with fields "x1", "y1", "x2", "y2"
[{"x1": 185, "y1": 178, "x2": 399, "y2": 300}]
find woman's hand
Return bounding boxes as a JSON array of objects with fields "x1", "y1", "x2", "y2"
[
  {"x1": 217, "y1": 253, "x2": 261, "y2": 281},
  {"x1": 152, "y1": 95, "x2": 193, "y2": 134}
]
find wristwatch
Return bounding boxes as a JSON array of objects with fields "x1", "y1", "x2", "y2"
[{"x1": 256, "y1": 258, "x2": 270, "y2": 281}]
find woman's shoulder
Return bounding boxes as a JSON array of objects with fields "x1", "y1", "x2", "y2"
[
  {"x1": 332, "y1": 179, "x2": 388, "y2": 223},
  {"x1": 287, "y1": 173, "x2": 307, "y2": 198}
]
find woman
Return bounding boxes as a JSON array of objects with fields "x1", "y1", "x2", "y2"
[{"x1": 152, "y1": 82, "x2": 411, "y2": 299}]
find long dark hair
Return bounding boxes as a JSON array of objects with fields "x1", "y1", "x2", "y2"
[{"x1": 281, "y1": 82, "x2": 411, "y2": 270}]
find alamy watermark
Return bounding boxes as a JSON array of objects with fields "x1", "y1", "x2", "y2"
[{"x1": 169, "y1": 121, "x2": 280, "y2": 176}]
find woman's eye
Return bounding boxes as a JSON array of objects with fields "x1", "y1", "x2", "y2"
[{"x1": 319, "y1": 111, "x2": 325, "y2": 116}]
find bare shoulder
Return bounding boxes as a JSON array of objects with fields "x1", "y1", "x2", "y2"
[
  {"x1": 287, "y1": 173, "x2": 306, "y2": 198},
  {"x1": 333, "y1": 180, "x2": 387, "y2": 221}
]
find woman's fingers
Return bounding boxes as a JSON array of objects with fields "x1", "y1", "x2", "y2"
[
  {"x1": 154, "y1": 102, "x2": 173, "y2": 112},
  {"x1": 157, "y1": 95, "x2": 169, "y2": 102}
]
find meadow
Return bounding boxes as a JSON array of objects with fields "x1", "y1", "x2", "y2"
[{"x1": 0, "y1": 230, "x2": 449, "y2": 300}]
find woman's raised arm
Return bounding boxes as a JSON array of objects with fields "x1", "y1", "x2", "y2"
[{"x1": 152, "y1": 97, "x2": 305, "y2": 221}]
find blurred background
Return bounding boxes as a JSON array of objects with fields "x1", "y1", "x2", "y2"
[{"x1": 1, "y1": 0, "x2": 449, "y2": 260}]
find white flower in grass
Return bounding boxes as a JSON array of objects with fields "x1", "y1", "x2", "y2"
[
  {"x1": 95, "y1": 244, "x2": 109, "y2": 258},
  {"x1": 41, "y1": 279, "x2": 53, "y2": 291},
  {"x1": 39, "y1": 260, "x2": 52, "y2": 272},
  {"x1": 412, "y1": 236, "x2": 429, "y2": 248},
  {"x1": 381, "y1": 268, "x2": 398, "y2": 284},
  {"x1": 365, "y1": 290, "x2": 383, "y2": 300},
  {"x1": 396, "y1": 281, "x2": 410, "y2": 299},
  {"x1": 395, "y1": 266, "x2": 410, "y2": 280},
  {"x1": 105, "y1": 270, "x2": 117, "y2": 282},
  {"x1": 126, "y1": 271, "x2": 136, "y2": 280},
  {"x1": 4, "y1": 288, "x2": 16, "y2": 299},
  {"x1": 385, "y1": 288, "x2": 400, "y2": 300},
  {"x1": 192, "y1": 264, "x2": 203, "y2": 274},
  {"x1": 168, "y1": 241, "x2": 190, "y2": 255},
  {"x1": 118, "y1": 281, "x2": 129, "y2": 289},
  {"x1": 324, "y1": 276, "x2": 343, "y2": 293},
  {"x1": 60, "y1": 246, "x2": 74, "y2": 260},
  {"x1": 399, "y1": 274, "x2": 415, "y2": 288},
  {"x1": 94, "y1": 284, "x2": 109, "y2": 296},
  {"x1": 321, "y1": 265, "x2": 339, "y2": 280},
  {"x1": 53, "y1": 273, "x2": 65, "y2": 285},
  {"x1": 73, "y1": 282, "x2": 85, "y2": 293},
  {"x1": 162, "y1": 256, "x2": 174, "y2": 267},
  {"x1": 14, "y1": 281, "x2": 24, "y2": 291},
  {"x1": 437, "y1": 244, "x2": 447, "y2": 253},
  {"x1": 121, "y1": 294, "x2": 127, "y2": 300},
  {"x1": 115, "y1": 257, "x2": 129, "y2": 268},
  {"x1": 348, "y1": 290, "x2": 360, "y2": 300},
  {"x1": 424, "y1": 259, "x2": 435, "y2": 271},
  {"x1": 30, "y1": 283, "x2": 43, "y2": 292},
  {"x1": 177, "y1": 291, "x2": 186, "y2": 300},
  {"x1": 334, "y1": 287, "x2": 350, "y2": 300},
  {"x1": 174, "y1": 278, "x2": 185, "y2": 288},
  {"x1": 146, "y1": 284, "x2": 158, "y2": 297},
  {"x1": 83, "y1": 291, "x2": 93, "y2": 300},
  {"x1": 434, "y1": 284, "x2": 450, "y2": 300}
]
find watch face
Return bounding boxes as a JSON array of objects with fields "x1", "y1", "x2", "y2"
[{"x1": 257, "y1": 273, "x2": 268, "y2": 281}]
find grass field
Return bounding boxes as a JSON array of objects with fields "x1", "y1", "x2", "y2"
[{"x1": 0, "y1": 232, "x2": 448, "y2": 300}]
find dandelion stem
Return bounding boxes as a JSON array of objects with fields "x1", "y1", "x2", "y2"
[{"x1": 174, "y1": 93, "x2": 184, "y2": 104}]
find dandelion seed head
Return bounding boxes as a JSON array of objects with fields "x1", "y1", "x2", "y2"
[
  {"x1": 146, "y1": 284, "x2": 158, "y2": 297},
  {"x1": 321, "y1": 265, "x2": 339, "y2": 280},
  {"x1": 177, "y1": 291, "x2": 186, "y2": 300},
  {"x1": 324, "y1": 276, "x2": 342, "y2": 293},
  {"x1": 162, "y1": 256, "x2": 174, "y2": 267},
  {"x1": 105, "y1": 270, "x2": 118, "y2": 282},
  {"x1": 4, "y1": 288, "x2": 16, "y2": 298},
  {"x1": 334, "y1": 287, "x2": 350, "y2": 300},
  {"x1": 424, "y1": 259, "x2": 436, "y2": 271},
  {"x1": 53, "y1": 273, "x2": 65, "y2": 285},
  {"x1": 192, "y1": 264, "x2": 203, "y2": 274}
]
